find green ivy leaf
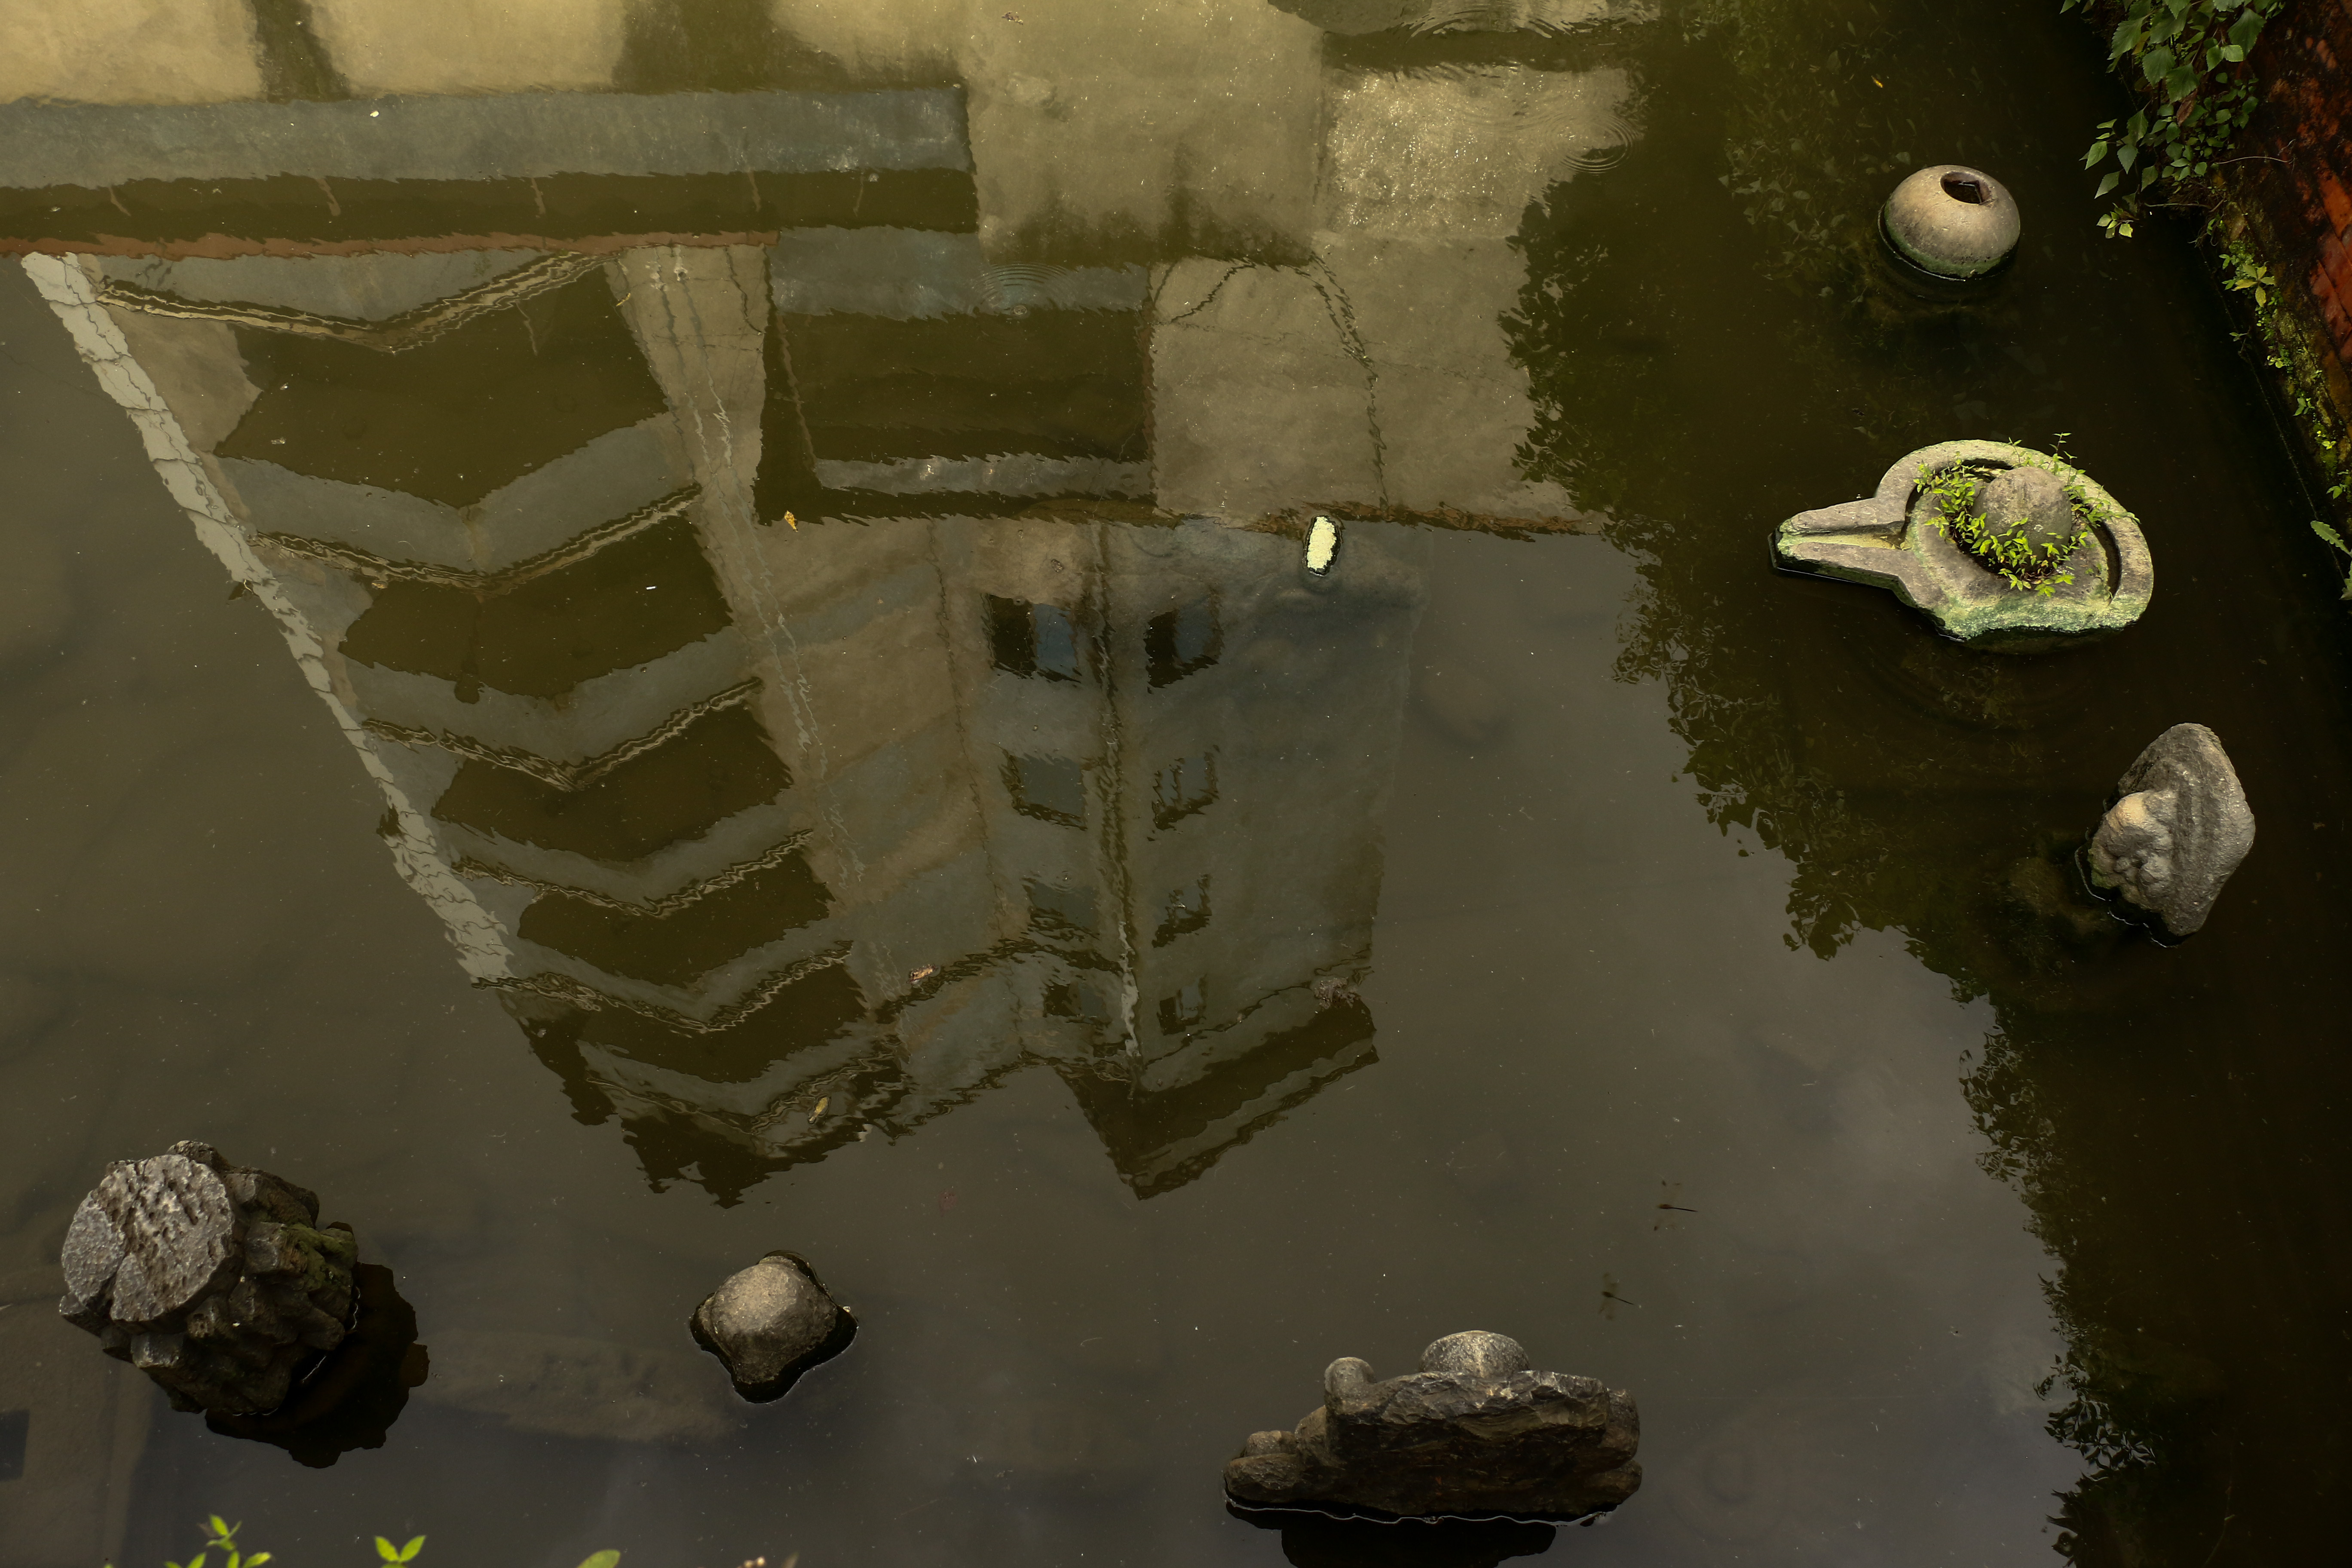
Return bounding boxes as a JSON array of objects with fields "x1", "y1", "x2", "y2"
[
  {"x1": 2229, "y1": 9, "x2": 2264, "y2": 50},
  {"x1": 2111, "y1": 15, "x2": 2145, "y2": 55},
  {"x1": 2084, "y1": 138, "x2": 2110, "y2": 167},
  {"x1": 2222, "y1": 43, "x2": 2245, "y2": 61},
  {"x1": 2117, "y1": 143, "x2": 2140, "y2": 172},
  {"x1": 2096, "y1": 172, "x2": 2121, "y2": 196}
]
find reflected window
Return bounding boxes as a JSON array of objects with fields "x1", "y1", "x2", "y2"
[
  {"x1": 1045, "y1": 980, "x2": 1113, "y2": 1023},
  {"x1": 1028, "y1": 879, "x2": 1096, "y2": 937},
  {"x1": 988, "y1": 594, "x2": 1082, "y2": 682},
  {"x1": 1146, "y1": 597, "x2": 1221, "y2": 687},
  {"x1": 1153, "y1": 876, "x2": 1210, "y2": 946},
  {"x1": 1158, "y1": 979, "x2": 1207, "y2": 1036},
  {"x1": 1006, "y1": 751, "x2": 1087, "y2": 825},
  {"x1": 1152, "y1": 750, "x2": 1217, "y2": 828}
]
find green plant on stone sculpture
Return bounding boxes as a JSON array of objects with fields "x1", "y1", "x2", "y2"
[
  {"x1": 2071, "y1": 0, "x2": 2283, "y2": 238},
  {"x1": 1916, "y1": 459, "x2": 2097, "y2": 596}
]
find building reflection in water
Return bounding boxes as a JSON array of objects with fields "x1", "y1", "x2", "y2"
[{"x1": 13, "y1": 23, "x2": 1618, "y2": 1200}]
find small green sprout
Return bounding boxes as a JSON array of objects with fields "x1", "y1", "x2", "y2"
[{"x1": 376, "y1": 1537, "x2": 425, "y2": 1567}]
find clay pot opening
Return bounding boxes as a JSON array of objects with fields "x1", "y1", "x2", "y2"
[{"x1": 1941, "y1": 172, "x2": 1993, "y2": 205}]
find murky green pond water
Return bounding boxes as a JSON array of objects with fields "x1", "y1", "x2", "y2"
[{"x1": 3, "y1": 2, "x2": 2349, "y2": 1565}]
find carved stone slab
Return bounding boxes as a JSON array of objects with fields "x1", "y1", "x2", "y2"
[{"x1": 1774, "y1": 441, "x2": 2152, "y2": 652}]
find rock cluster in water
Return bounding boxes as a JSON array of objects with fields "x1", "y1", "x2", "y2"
[
  {"x1": 690, "y1": 1251, "x2": 853, "y2": 1400},
  {"x1": 1224, "y1": 1331, "x2": 1640, "y2": 1520},
  {"x1": 2088, "y1": 723, "x2": 2255, "y2": 938},
  {"x1": 58, "y1": 1141, "x2": 358, "y2": 1416}
]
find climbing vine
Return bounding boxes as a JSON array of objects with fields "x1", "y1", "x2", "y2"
[{"x1": 2071, "y1": 0, "x2": 2282, "y2": 237}]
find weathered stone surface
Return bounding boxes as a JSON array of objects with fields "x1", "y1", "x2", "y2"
[
  {"x1": 1882, "y1": 164, "x2": 2020, "y2": 279},
  {"x1": 1975, "y1": 466, "x2": 2075, "y2": 558},
  {"x1": 1773, "y1": 441, "x2": 2152, "y2": 652},
  {"x1": 1224, "y1": 1332, "x2": 1640, "y2": 1520},
  {"x1": 2087, "y1": 723, "x2": 2255, "y2": 938},
  {"x1": 689, "y1": 1251, "x2": 851, "y2": 1400},
  {"x1": 58, "y1": 1142, "x2": 358, "y2": 1417}
]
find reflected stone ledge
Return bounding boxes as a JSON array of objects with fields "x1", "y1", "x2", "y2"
[{"x1": 1773, "y1": 440, "x2": 2152, "y2": 653}]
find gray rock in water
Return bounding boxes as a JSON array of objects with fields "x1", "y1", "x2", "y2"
[
  {"x1": 1224, "y1": 1332, "x2": 1640, "y2": 1520},
  {"x1": 2087, "y1": 723, "x2": 2255, "y2": 938},
  {"x1": 689, "y1": 1252, "x2": 851, "y2": 1400},
  {"x1": 58, "y1": 1141, "x2": 358, "y2": 1416},
  {"x1": 1975, "y1": 466, "x2": 2076, "y2": 559}
]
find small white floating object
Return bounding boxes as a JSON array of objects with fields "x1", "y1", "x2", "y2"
[{"x1": 1305, "y1": 514, "x2": 1339, "y2": 576}]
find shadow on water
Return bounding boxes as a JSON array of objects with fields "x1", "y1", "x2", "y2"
[
  {"x1": 206, "y1": 1265, "x2": 430, "y2": 1470},
  {"x1": 1232, "y1": 1506, "x2": 1561, "y2": 1566}
]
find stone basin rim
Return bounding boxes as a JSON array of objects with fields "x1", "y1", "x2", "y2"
[{"x1": 1771, "y1": 439, "x2": 2153, "y2": 652}]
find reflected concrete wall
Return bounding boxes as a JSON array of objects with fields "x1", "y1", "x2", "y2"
[
  {"x1": 9, "y1": 15, "x2": 1640, "y2": 1198},
  {"x1": 0, "y1": 1265, "x2": 154, "y2": 1568}
]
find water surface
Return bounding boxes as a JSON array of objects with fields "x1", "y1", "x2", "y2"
[{"x1": 2, "y1": 3, "x2": 2349, "y2": 1566}]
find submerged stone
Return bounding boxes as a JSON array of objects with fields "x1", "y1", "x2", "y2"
[
  {"x1": 2086, "y1": 723, "x2": 2255, "y2": 939},
  {"x1": 690, "y1": 1251, "x2": 853, "y2": 1400},
  {"x1": 1773, "y1": 440, "x2": 2152, "y2": 652},
  {"x1": 1881, "y1": 164, "x2": 2020, "y2": 279},
  {"x1": 1224, "y1": 1331, "x2": 1640, "y2": 1520}
]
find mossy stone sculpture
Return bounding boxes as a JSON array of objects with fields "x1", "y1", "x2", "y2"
[{"x1": 1773, "y1": 440, "x2": 2151, "y2": 652}]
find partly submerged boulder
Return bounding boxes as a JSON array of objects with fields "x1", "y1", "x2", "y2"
[
  {"x1": 58, "y1": 1141, "x2": 359, "y2": 1417},
  {"x1": 2087, "y1": 723, "x2": 2255, "y2": 939},
  {"x1": 1225, "y1": 1331, "x2": 1640, "y2": 1520},
  {"x1": 689, "y1": 1251, "x2": 853, "y2": 1401}
]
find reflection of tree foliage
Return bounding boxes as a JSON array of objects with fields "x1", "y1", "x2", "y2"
[
  {"x1": 1500, "y1": 4, "x2": 2316, "y2": 1558},
  {"x1": 1706, "y1": 0, "x2": 1914, "y2": 293},
  {"x1": 1964, "y1": 1029, "x2": 2234, "y2": 1565}
]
